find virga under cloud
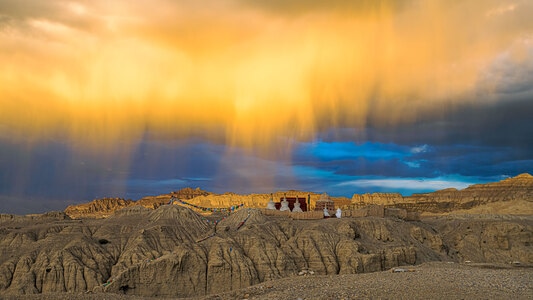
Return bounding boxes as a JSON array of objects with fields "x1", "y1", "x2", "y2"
[{"x1": 0, "y1": 0, "x2": 532, "y2": 213}]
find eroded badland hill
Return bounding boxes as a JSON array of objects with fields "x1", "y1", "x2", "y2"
[{"x1": 0, "y1": 175, "x2": 532, "y2": 298}]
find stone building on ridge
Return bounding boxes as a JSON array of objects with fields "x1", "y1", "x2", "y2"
[{"x1": 314, "y1": 193, "x2": 335, "y2": 213}]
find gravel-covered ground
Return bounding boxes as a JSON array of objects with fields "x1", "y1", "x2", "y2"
[
  {"x1": 199, "y1": 262, "x2": 532, "y2": 300},
  {"x1": 2, "y1": 262, "x2": 531, "y2": 300}
]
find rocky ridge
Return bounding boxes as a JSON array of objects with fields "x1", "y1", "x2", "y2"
[
  {"x1": 64, "y1": 190, "x2": 350, "y2": 219},
  {"x1": 349, "y1": 173, "x2": 533, "y2": 214},
  {"x1": 64, "y1": 188, "x2": 212, "y2": 219},
  {"x1": 63, "y1": 174, "x2": 532, "y2": 220},
  {"x1": 64, "y1": 198, "x2": 134, "y2": 219}
]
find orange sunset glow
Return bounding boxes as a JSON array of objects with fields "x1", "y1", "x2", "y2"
[
  {"x1": 1, "y1": 0, "x2": 530, "y2": 148},
  {"x1": 1, "y1": 0, "x2": 532, "y2": 214}
]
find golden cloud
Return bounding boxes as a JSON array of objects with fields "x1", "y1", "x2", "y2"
[{"x1": 1, "y1": 0, "x2": 531, "y2": 152}]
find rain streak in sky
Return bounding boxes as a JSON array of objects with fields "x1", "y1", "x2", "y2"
[{"x1": 1, "y1": 0, "x2": 532, "y2": 214}]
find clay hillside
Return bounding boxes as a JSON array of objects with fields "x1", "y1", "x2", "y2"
[{"x1": 0, "y1": 175, "x2": 531, "y2": 299}]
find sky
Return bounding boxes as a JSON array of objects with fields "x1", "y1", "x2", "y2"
[{"x1": 1, "y1": 0, "x2": 532, "y2": 214}]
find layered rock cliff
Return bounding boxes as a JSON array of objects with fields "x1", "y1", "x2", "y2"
[
  {"x1": 63, "y1": 188, "x2": 213, "y2": 219},
  {"x1": 63, "y1": 174, "x2": 532, "y2": 220},
  {"x1": 349, "y1": 174, "x2": 533, "y2": 214},
  {"x1": 64, "y1": 198, "x2": 134, "y2": 219},
  {"x1": 351, "y1": 193, "x2": 405, "y2": 206},
  {"x1": 64, "y1": 190, "x2": 351, "y2": 219}
]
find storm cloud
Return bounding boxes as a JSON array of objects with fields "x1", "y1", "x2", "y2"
[{"x1": 0, "y1": 0, "x2": 531, "y2": 214}]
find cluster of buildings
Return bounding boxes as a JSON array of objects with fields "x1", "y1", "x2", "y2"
[
  {"x1": 265, "y1": 193, "x2": 340, "y2": 217},
  {"x1": 264, "y1": 192, "x2": 419, "y2": 221}
]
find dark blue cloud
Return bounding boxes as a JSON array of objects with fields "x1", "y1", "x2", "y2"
[
  {"x1": 292, "y1": 141, "x2": 432, "y2": 177},
  {"x1": 295, "y1": 141, "x2": 412, "y2": 161},
  {"x1": 287, "y1": 137, "x2": 530, "y2": 196}
]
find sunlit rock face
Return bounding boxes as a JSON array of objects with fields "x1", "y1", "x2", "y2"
[
  {"x1": 350, "y1": 174, "x2": 533, "y2": 214},
  {"x1": 64, "y1": 198, "x2": 134, "y2": 219},
  {"x1": 64, "y1": 188, "x2": 213, "y2": 219},
  {"x1": 63, "y1": 190, "x2": 349, "y2": 219},
  {"x1": 351, "y1": 193, "x2": 405, "y2": 206}
]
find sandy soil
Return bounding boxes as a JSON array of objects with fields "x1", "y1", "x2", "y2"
[
  {"x1": 199, "y1": 262, "x2": 533, "y2": 300},
  {"x1": 3, "y1": 262, "x2": 531, "y2": 300}
]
